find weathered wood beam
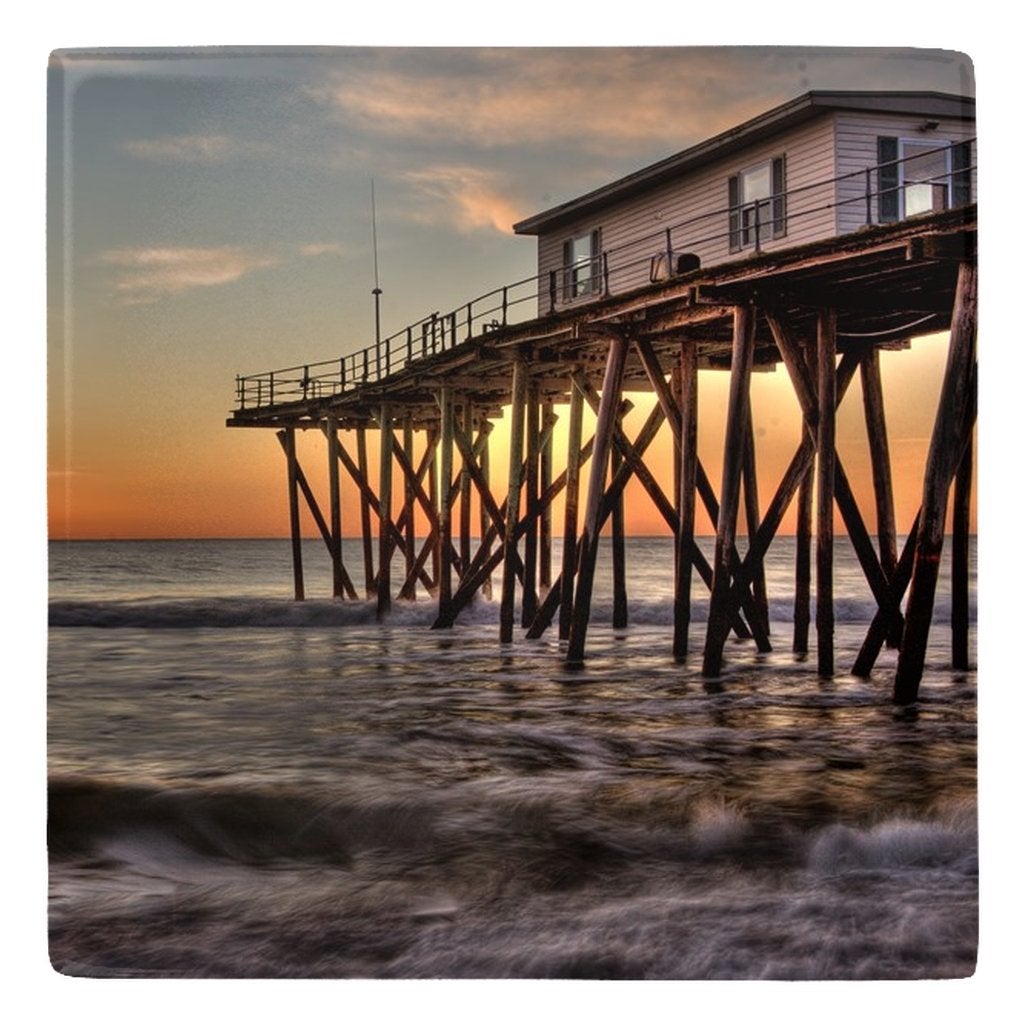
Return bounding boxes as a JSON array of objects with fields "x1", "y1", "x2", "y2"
[
  {"x1": 951, "y1": 436, "x2": 972, "y2": 670},
  {"x1": 895, "y1": 261, "x2": 977, "y2": 703},
  {"x1": 793, "y1": 468, "x2": 813, "y2": 654},
  {"x1": 377, "y1": 403, "x2": 394, "y2": 619},
  {"x1": 279, "y1": 428, "x2": 358, "y2": 600},
  {"x1": 860, "y1": 350, "x2": 900, "y2": 635},
  {"x1": 334, "y1": 436, "x2": 435, "y2": 595},
  {"x1": 567, "y1": 331, "x2": 630, "y2": 665},
  {"x1": 402, "y1": 418, "x2": 417, "y2": 600},
  {"x1": 522, "y1": 383, "x2": 540, "y2": 626},
  {"x1": 674, "y1": 340, "x2": 699, "y2": 661},
  {"x1": 437, "y1": 387, "x2": 454, "y2": 618},
  {"x1": 357, "y1": 426, "x2": 375, "y2": 598},
  {"x1": 611, "y1": 403, "x2": 629, "y2": 630},
  {"x1": 558, "y1": 379, "x2": 585, "y2": 640},
  {"x1": 540, "y1": 399, "x2": 554, "y2": 593},
  {"x1": 281, "y1": 428, "x2": 305, "y2": 602},
  {"x1": 459, "y1": 402, "x2": 474, "y2": 589},
  {"x1": 816, "y1": 310, "x2": 838, "y2": 678},
  {"x1": 742, "y1": 408, "x2": 769, "y2": 637},
  {"x1": 479, "y1": 420, "x2": 493, "y2": 600},
  {"x1": 702, "y1": 305, "x2": 757, "y2": 677},
  {"x1": 500, "y1": 359, "x2": 529, "y2": 643},
  {"x1": 326, "y1": 416, "x2": 345, "y2": 599}
]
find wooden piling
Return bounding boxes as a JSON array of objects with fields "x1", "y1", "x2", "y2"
[
  {"x1": 815, "y1": 309, "x2": 838, "y2": 678},
  {"x1": 558, "y1": 379, "x2": 585, "y2": 640},
  {"x1": 611, "y1": 404, "x2": 628, "y2": 630},
  {"x1": 895, "y1": 261, "x2": 977, "y2": 703},
  {"x1": 674, "y1": 342, "x2": 698, "y2": 662},
  {"x1": 860, "y1": 350, "x2": 899, "y2": 580},
  {"x1": 357, "y1": 425, "x2": 375, "y2": 597},
  {"x1": 793, "y1": 468, "x2": 812, "y2": 654},
  {"x1": 702, "y1": 306, "x2": 756, "y2": 677},
  {"x1": 283, "y1": 428, "x2": 305, "y2": 602},
  {"x1": 403, "y1": 417, "x2": 416, "y2": 599},
  {"x1": 479, "y1": 420, "x2": 493, "y2": 600},
  {"x1": 459, "y1": 402, "x2": 473, "y2": 581},
  {"x1": 540, "y1": 399, "x2": 554, "y2": 594},
  {"x1": 438, "y1": 386, "x2": 455, "y2": 617},
  {"x1": 951, "y1": 436, "x2": 972, "y2": 670},
  {"x1": 377, "y1": 404, "x2": 393, "y2": 619},
  {"x1": 326, "y1": 416, "x2": 344, "y2": 599},
  {"x1": 522, "y1": 384, "x2": 540, "y2": 626},
  {"x1": 500, "y1": 359, "x2": 529, "y2": 643},
  {"x1": 567, "y1": 331, "x2": 630, "y2": 665},
  {"x1": 742, "y1": 409, "x2": 769, "y2": 635}
]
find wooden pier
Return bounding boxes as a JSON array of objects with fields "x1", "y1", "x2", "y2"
[{"x1": 227, "y1": 206, "x2": 977, "y2": 704}]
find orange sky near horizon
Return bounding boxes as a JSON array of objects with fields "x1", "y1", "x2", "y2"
[
  {"x1": 46, "y1": 48, "x2": 977, "y2": 545},
  {"x1": 47, "y1": 332, "x2": 974, "y2": 543}
]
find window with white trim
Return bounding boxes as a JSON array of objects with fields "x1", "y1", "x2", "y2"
[
  {"x1": 562, "y1": 229, "x2": 601, "y2": 300},
  {"x1": 877, "y1": 137, "x2": 972, "y2": 222},
  {"x1": 729, "y1": 156, "x2": 786, "y2": 252}
]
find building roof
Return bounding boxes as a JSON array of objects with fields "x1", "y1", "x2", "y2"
[{"x1": 512, "y1": 90, "x2": 976, "y2": 236}]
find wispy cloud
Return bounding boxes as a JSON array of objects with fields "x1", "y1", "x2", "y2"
[
  {"x1": 100, "y1": 247, "x2": 276, "y2": 304},
  {"x1": 401, "y1": 166, "x2": 525, "y2": 235},
  {"x1": 309, "y1": 49, "x2": 778, "y2": 154},
  {"x1": 121, "y1": 133, "x2": 248, "y2": 163},
  {"x1": 298, "y1": 242, "x2": 347, "y2": 258}
]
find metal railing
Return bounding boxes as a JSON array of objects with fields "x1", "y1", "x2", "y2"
[{"x1": 234, "y1": 140, "x2": 975, "y2": 412}]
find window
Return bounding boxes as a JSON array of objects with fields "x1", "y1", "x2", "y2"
[
  {"x1": 562, "y1": 229, "x2": 601, "y2": 300},
  {"x1": 729, "y1": 156, "x2": 786, "y2": 252},
  {"x1": 877, "y1": 137, "x2": 972, "y2": 223}
]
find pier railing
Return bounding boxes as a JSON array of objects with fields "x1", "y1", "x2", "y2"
[{"x1": 234, "y1": 141, "x2": 975, "y2": 412}]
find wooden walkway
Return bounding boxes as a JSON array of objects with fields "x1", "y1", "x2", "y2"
[{"x1": 227, "y1": 206, "x2": 977, "y2": 703}]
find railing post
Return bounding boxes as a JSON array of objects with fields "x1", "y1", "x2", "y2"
[
  {"x1": 384, "y1": 336, "x2": 391, "y2": 377},
  {"x1": 340, "y1": 357, "x2": 346, "y2": 391},
  {"x1": 269, "y1": 373, "x2": 275, "y2": 406},
  {"x1": 754, "y1": 200, "x2": 762, "y2": 253},
  {"x1": 502, "y1": 286, "x2": 508, "y2": 326},
  {"x1": 407, "y1": 326, "x2": 413, "y2": 366},
  {"x1": 549, "y1": 269, "x2": 558, "y2": 312},
  {"x1": 450, "y1": 311, "x2": 457, "y2": 347},
  {"x1": 865, "y1": 167, "x2": 873, "y2": 226},
  {"x1": 466, "y1": 301, "x2": 473, "y2": 340},
  {"x1": 302, "y1": 365, "x2": 309, "y2": 400},
  {"x1": 601, "y1": 251, "x2": 609, "y2": 295},
  {"x1": 237, "y1": 376, "x2": 245, "y2": 410},
  {"x1": 665, "y1": 227, "x2": 674, "y2": 278}
]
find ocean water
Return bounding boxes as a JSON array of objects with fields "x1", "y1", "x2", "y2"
[{"x1": 47, "y1": 536, "x2": 978, "y2": 980}]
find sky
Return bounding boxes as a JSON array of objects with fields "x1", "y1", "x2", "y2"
[{"x1": 46, "y1": 44, "x2": 978, "y2": 540}]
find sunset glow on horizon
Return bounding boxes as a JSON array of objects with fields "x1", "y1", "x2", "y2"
[{"x1": 47, "y1": 47, "x2": 976, "y2": 542}]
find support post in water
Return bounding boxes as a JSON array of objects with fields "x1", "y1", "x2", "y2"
[
  {"x1": 282, "y1": 427, "x2": 305, "y2": 602},
  {"x1": 438, "y1": 386, "x2": 454, "y2": 617},
  {"x1": 377, "y1": 404, "x2": 394, "y2": 620},
  {"x1": 674, "y1": 340, "x2": 698, "y2": 662},
  {"x1": 357, "y1": 425, "x2": 376, "y2": 598},
  {"x1": 815, "y1": 309, "x2": 838, "y2": 678},
  {"x1": 567, "y1": 330, "x2": 630, "y2": 666},
  {"x1": 702, "y1": 305, "x2": 756, "y2": 676},
  {"x1": 500, "y1": 358, "x2": 529, "y2": 643},
  {"x1": 895, "y1": 260, "x2": 977, "y2": 703},
  {"x1": 558, "y1": 379, "x2": 585, "y2": 641}
]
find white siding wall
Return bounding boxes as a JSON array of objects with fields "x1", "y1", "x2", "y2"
[
  {"x1": 834, "y1": 112, "x2": 977, "y2": 234},
  {"x1": 536, "y1": 114, "x2": 838, "y2": 314}
]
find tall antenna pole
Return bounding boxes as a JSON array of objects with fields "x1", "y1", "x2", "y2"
[{"x1": 371, "y1": 179, "x2": 382, "y2": 348}]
